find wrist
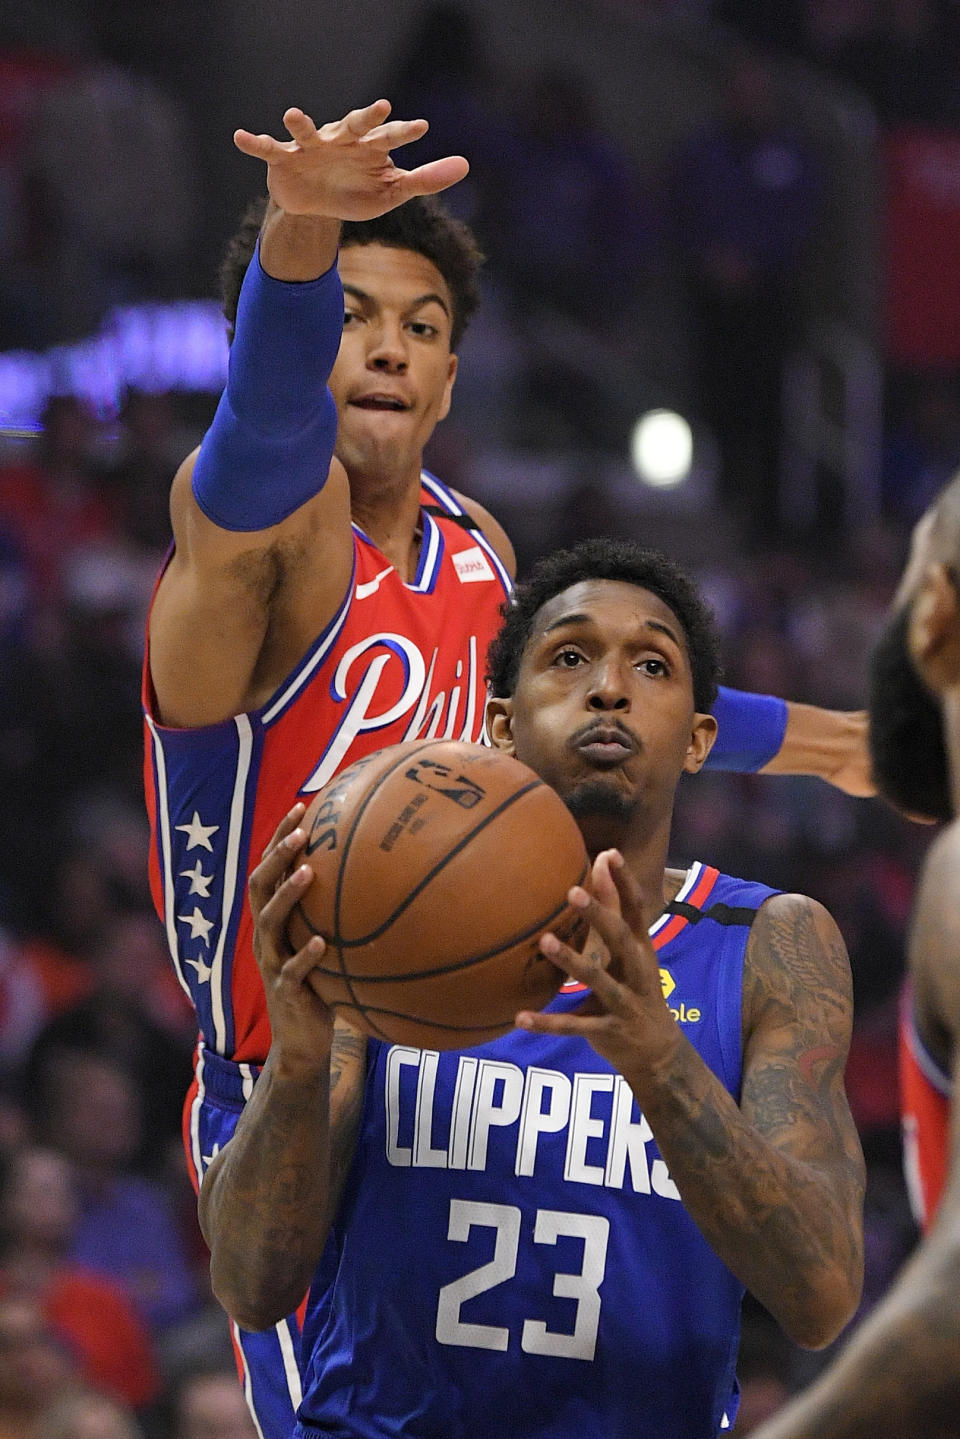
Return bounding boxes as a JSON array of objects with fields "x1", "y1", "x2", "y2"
[
  {"x1": 266, "y1": 1042, "x2": 333, "y2": 1088},
  {"x1": 259, "y1": 206, "x2": 341, "y2": 281},
  {"x1": 621, "y1": 1018, "x2": 686, "y2": 1103}
]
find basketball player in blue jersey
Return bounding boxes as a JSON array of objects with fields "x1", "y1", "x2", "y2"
[
  {"x1": 208, "y1": 537, "x2": 866, "y2": 1438},
  {"x1": 151, "y1": 98, "x2": 879, "y2": 1439}
]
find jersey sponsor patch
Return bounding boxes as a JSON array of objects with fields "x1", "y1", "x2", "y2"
[{"x1": 452, "y1": 545, "x2": 495, "y2": 584}]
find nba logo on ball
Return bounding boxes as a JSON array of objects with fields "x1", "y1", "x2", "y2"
[{"x1": 287, "y1": 740, "x2": 590, "y2": 1047}]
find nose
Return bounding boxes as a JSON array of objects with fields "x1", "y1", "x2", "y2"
[
  {"x1": 368, "y1": 318, "x2": 408, "y2": 374},
  {"x1": 587, "y1": 657, "x2": 630, "y2": 711}
]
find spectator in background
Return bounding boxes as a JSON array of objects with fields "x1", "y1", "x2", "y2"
[
  {"x1": 32, "y1": 1389, "x2": 145, "y2": 1439},
  {"x1": 0, "y1": 1296, "x2": 77, "y2": 1439},
  {"x1": 23, "y1": 911, "x2": 194, "y2": 1167},
  {"x1": 805, "y1": 0, "x2": 960, "y2": 127},
  {"x1": 485, "y1": 65, "x2": 656, "y2": 336},
  {"x1": 0, "y1": 1146, "x2": 159, "y2": 1409},
  {"x1": 384, "y1": 2, "x2": 506, "y2": 227},
  {"x1": 171, "y1": 1369, "x2": 257, "y2": 1439},
  {"x1": 22, "y1": 57, "x2": 195, "y2": 339},
  {"x1": 669, "y1": 49, "x2": 821, "y2": 537},
  {"x1": 33, "y1": 1049, "x2": 199, "y2": 1337},
  {"x1": 730, "y1": 1311, "x2": 794, "y2": 1433},
  {"x1": 0, "y1": 396, "x2": 113, "y2": 606},
  {"x1": 881, "y1": 372, "x2": 960, "y2": 525}
]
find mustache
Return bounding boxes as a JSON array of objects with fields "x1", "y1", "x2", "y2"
[{"x1": 569, "y1": 719, "x2": 639, "y2": 751}]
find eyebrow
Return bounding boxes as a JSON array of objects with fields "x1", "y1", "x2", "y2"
[
  {"x1": 542, "y1": 611, "x2": 684, "y2": 648},
  {"x1": 342, "y1": 283, "x2": 451, "y2": 320}
]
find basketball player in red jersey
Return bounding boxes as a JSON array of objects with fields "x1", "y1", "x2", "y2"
[
  {"x1": 744, "y1": 479, "x2": 960, "y2": 1437},
  {"x1": 144, "y1": 100, "x2": 874, "y2": 1435}
]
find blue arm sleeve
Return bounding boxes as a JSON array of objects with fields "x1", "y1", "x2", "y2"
[
  {"x1": 705, "y1": 686, "x2": 788, "y2": 773},
  {"x1": 191, "y1": 239, "x2": 343, "y2": 531}
]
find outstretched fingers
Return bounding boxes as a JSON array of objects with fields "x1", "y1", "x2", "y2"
[
  {"x1": 342, "y1": 99, "x2": 393, "y2": 135},
  {"x1": 233, "y1": 127, "x2": 297, "y2": 161},
  {"x1": 396, "y1": 154, "x2": 470, "y2": 198}
]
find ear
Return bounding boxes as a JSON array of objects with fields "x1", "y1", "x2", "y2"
[
  {"x1": 437, "y1": 352, "x2": 458, "y2": 422},
  {"x1": 485, "y1": 696, "x2": 515, "y2": 754},
  {"x1": 682, "y1": 711, "x2": 718, "y2": 775},
  {"x1": 909, "y1": 563, "x2": 960, "y2": 694}
]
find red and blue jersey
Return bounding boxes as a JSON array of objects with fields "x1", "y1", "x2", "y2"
[
  {"x1": 142, "y1": 472, "x2": 511, "y2": 1086},
  {"x1": 295, "y1": 865, "x2": 777, "y2": 1439},
  {"x1": 899, "y1": 984, "x2": 951, "y2": 1231}
]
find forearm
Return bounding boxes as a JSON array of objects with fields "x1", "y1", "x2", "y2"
[
  {"x1": 759, "y1": 702, "x2": 872, "y2": 793},
  {"x1": 191, "y1": 206, "x2": 342, "y2": 531},
  {"x1": 199, "y1": 1053, "x2": 333, "y2": 1331},
  {"x1": 754, "y1": 1233, "x2": 960, "y2": 1437},
  {"x1": 632, "y1": 1038, "x2": 859, "y2": 1347},
  {"x1": 258, "y1": 199, "x2": 339, "y2": 280}
]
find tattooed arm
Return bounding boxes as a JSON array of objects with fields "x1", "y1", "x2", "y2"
[
  {"x1": 198, "y1": 807, "x2": 367, "y2": 1332},
  {"x1": 749, "y1": 827, "x2": 960, "y2": 1438},
  {"x1": 522, "y1": 861, "x2": 865, "y2": 1349}
]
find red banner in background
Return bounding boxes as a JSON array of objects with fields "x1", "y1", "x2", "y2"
[{"x1": 885, "y1": 128, "x2": 960, "y2": 366}]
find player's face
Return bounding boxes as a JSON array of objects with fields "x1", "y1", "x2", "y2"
[
  {"x1": 488, "y1": 581, "x2": 716, "y2": 848},
  {"x1": 328, "y1": 243, "x2": 458, "y2": 485}
]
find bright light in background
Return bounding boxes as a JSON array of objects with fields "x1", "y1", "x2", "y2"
[{"x1": 630, "y1": 408, "x2": 694, "y2": 488}]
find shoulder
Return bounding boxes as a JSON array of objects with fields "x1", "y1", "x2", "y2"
[
  {"x1": 743, "y1": 892, "x2": 853, "y2": 1037},
  {"x1": 449, "y1": 488, "x2": 516, "y2": 578}
]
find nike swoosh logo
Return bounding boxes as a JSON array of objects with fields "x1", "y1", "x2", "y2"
[{"x1": 355, "y1": 564, "x2": 395, "y2": 599}]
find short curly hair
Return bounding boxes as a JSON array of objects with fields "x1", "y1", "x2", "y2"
[
  {"x1": 218, "y1": 194, "x2": 483, "y2": 347},
  {"x1": 487, "y1": 538, "x2": 722, "y2": 712}
]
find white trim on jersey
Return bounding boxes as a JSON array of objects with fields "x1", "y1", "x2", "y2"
[
  {"x1": 905, "y1": 1012, "x2": 953, "y2": 1095},
  {"x1": 234, "y1": 1323, "x2": 267, "y2": 1439},
  {"x1": 412, "y1": 510, "x2": 442, "y2": 592},
  {"x1": 261, "y1": 573, "x2": 354, "y2": 726},
  {"x1": 419, "y1": 471, "x2": 513, "y2": 595},
  {"x1": 276, "y1": 1317, "x2": 304, "y2": 1411},
  {"x1": 207, "y1": 714, "x2": 254, "y2": 1053},
  {"x1": 239, "y1": 1063, "x2": 257, "y2": 1103},
  {"x1": 189, "y1": 1044, "x2": 206, "y2": 1183},
  {"x1": 648, "y1": 861, "x2": 704, "y2": 938},
  {"x1": 145, "y1": 714, "x2": 194, "y2": 1002}
]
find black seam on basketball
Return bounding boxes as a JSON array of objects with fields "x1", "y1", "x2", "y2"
[
  {"x1": 330, "y1": 999, "x2": 519, "y2": 1037},
  {"x1": 311, "y1": 855, "x2": 589, "y2": 985},
  {"x1": 332, "y1": 739, "x2": 442, "y2": 1017},
  {"x1": 337, "y1": 777, "x2": 545, "y2": 947}
]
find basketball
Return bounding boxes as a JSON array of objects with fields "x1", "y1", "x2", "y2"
[{"x1": 286, "y1": 739, "x2": 590, "y2": 1048}]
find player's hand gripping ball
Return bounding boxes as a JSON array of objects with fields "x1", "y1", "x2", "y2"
[{"x1": 286, "y1": 740, "x2": 590, "y2": 1047}]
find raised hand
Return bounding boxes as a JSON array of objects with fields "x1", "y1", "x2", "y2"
[
  {"x1": 234, "y1": 100, "x2": 469, "y2": 221},
  {"x1": 517, "y1": 853, "x2": 681, "y2": 1080},
  {"x1": 248, "y1": 802, "x2": 334, "y2": 1072}
]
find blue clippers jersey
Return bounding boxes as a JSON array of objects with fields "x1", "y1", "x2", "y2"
[{"x1": 295, "y1": 864, "x2": 777, "y2": 1439}]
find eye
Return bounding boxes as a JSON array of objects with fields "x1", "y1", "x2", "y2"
[
  {"x1": 552, "y1": 647, "x2": 584, "y2": 669},
  {"x1": 343, "y1": 309, "x2": 363, "y2": 329},
  {"x1": 407, "y1": 320, "x2": 438, "y2": 338},
  {"x1": 638, "y1": 657, "x2": 669, "y2": 677}
]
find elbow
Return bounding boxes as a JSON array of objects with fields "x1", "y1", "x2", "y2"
[
  {"x1": 780, "y1": 1265, "x2": 863, "y2": 1351},
  {"x1": 210, "y1": 1260, "x2": 294, "y2": 1335}
]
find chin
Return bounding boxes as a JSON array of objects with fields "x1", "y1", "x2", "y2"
[{"x1": 563, "y1": 780, "x2": 635, "y2": 824}]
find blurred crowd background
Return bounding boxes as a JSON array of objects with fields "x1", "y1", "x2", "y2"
[{"x1": 1, "y1": 0, "x2": 958, "y2": 1434}]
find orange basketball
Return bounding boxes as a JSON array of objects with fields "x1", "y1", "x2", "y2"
[{"x1": 286, "y1": 739, "x2": 590, "y2": 1048}]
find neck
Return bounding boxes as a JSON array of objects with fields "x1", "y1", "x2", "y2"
[
  {"x1": 350, "y1": 467, "x2": 425, "y2": 580},
  {"x1": 584, "y1": 811, "x2": 675, "y2": 929}
]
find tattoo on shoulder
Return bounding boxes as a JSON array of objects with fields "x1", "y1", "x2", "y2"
[{"x1": 743, "y1": 894, "x2": 852, "y2": 1038}]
